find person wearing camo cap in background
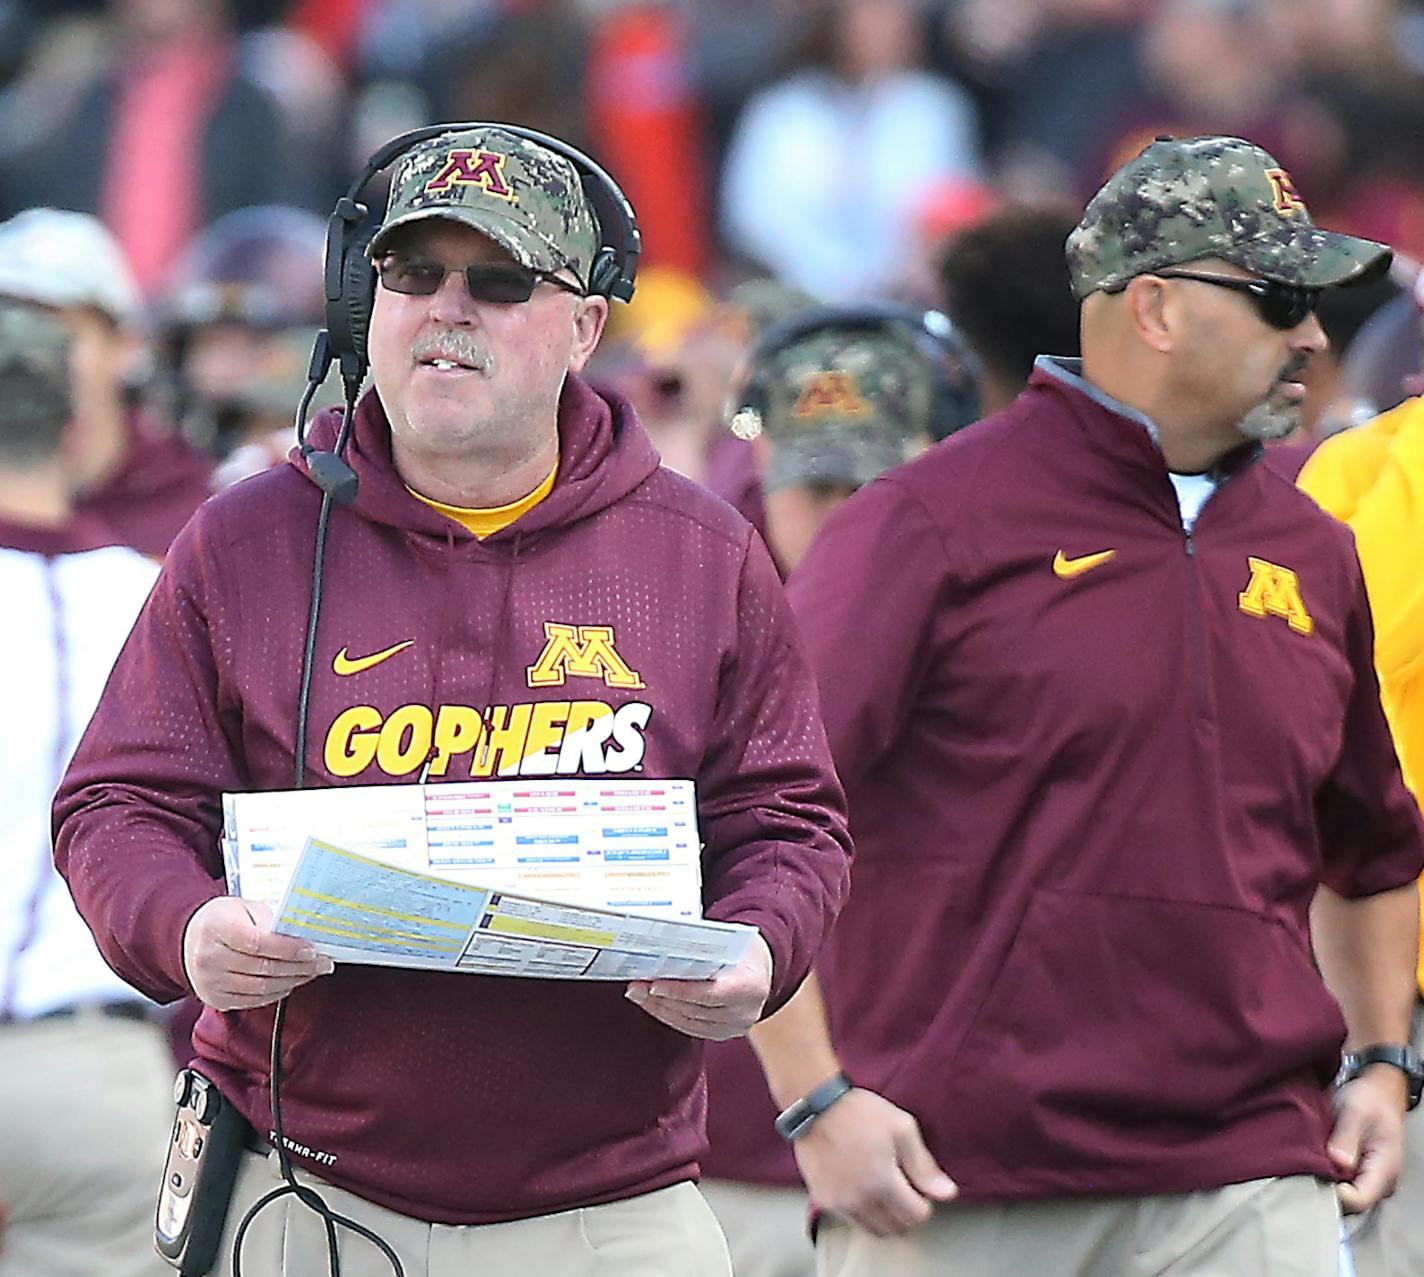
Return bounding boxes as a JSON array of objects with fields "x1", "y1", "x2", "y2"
[
  {"x1": 721, "y1": 306, "x2": 974, "y2": 574},
  {"x1": 53, "y1": 124, "x2": 852, "y2": 1277},
  {"x1": 748, "y1": 135, "x2": 1424, "y2": 1277},
  {"x1": 698, "y1": 305, "x2": 978, "y2": 1277}
]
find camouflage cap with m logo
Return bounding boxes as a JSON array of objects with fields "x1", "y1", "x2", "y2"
[
  {"x1": 1066, "y1": 135, "x2": 1391, "y2": 301},
  {"x1": 728, "y1": 311, "x2": 940, "y2": 493},
  {"x1": 368, "y1": 126, "x2": 601, "y2": 290}
]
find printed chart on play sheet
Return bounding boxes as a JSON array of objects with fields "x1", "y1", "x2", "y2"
[
  {"x1": 423, "y1": 782, "x2": 702, "y2": 916},
  {"x1": 221, "y1": 783, "x2": 430, "y2": 906},
  {"x1": 222, "y1": 778, "x2": 704, "y2": 921},
  {"x1": 270, "y1": 836, "x2": 754, "y2": 981}
]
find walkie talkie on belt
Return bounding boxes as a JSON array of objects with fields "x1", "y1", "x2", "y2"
[{"x1": 156, "y1": 1069, "x2": 250, "y2": 1275}]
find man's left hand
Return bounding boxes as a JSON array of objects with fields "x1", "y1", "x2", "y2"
[
  {"x1": 626, "y1": 933, "x2": 773, "y2": 1040},
  {"x1": 1329, "y1": 1065, "x2": 1408, "y2": 1213}
]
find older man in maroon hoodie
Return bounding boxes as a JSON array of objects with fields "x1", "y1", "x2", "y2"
[
  {"x1": 751, "y1": 136, "x2": 1424, "y2": 1277},
  {"x1": 52, "y1": 125, "x2": 852, "y2": 1277}
]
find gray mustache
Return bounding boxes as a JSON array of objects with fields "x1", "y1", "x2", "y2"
[{"x1": 411, "y1": 330, "x2": 492, "y2": 371}]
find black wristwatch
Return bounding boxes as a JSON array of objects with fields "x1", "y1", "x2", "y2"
[
  {"x1": 774, "y1": 1072, "x2": 856, "y2": 1143},
  {"x1": 1336, "y1": 1044, "x2": 1424, "y2": 1111}
]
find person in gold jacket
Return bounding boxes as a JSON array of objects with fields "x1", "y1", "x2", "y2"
[{"x1": 1300, "y1": 393, "x2": 1424, "y2": 1276}]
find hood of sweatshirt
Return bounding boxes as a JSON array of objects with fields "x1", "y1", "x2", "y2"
[{"x1": 292, "y1": 373, "x2": 661, "y2": 545}]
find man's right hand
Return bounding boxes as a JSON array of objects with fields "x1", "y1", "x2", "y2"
[
  {"x1": 182, "y1": 898, "x2": 334, "y2": 1011},
  {"x1": 792, "y1": 1087, "x2": 957, "y2": 1236}
]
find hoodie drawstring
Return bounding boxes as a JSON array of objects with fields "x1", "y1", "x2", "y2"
[{"x1": 417, "y1": 527, "x2": 457, "y2": 785}]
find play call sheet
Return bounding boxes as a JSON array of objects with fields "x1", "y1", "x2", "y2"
[{"x1": 220, "y1": 780, "x2": 754, "y2": 979}]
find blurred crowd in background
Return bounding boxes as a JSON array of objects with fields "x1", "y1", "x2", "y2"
[{"x1": 0, "y1": 0, "x2": 1422, "y2": 503}]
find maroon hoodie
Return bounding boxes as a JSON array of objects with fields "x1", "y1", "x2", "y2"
[
  {"x1": 78, "y1": 407, "x2": 214, "y2": 558},
  {"x1": 788, "y1": 358, "x2": 1424, "y2": 1202},
  {"x1": 53, "y1": 376, "x2": 851, "y2": 1223}
]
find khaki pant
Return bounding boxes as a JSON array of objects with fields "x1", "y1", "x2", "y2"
[
  {"x1": 816, "y1": 1176, "x2": 1340, "y2": 1277},
  {"x1": 216, "y1": 1148, "x2": 732, "y2": 1277},
  {"x1": 701, "y1": 1179, "x2": 814, "y2": 1277},
  {"x1": 1347, "y1": 1001, "x2": 1424, "y2": 1277},
  {"x1": 0, "y1": 1011, "x2": 174, "y2": 1277}
]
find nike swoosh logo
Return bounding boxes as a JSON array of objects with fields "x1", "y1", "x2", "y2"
[
  {"x1": 1053, "y1": 549, "x2": 1117, "y2": 579},
  {"x1": 332, "y1": 640, "x2": 414, "y2": 676}
]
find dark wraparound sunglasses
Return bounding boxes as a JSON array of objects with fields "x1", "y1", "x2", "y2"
[
  {"x1": 376, "y1": 256, "x2": 586, "y2": 303},
  {"x1": 1152, "y1": 269, "x2": 1319, "y2": 331}
]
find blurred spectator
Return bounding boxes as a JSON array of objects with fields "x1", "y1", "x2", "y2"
[
  {"x1": 1330, "y1": 273, "x2": 1424, "y2": 432},
  {"x1": 895, "y1": 178, "x2": 1001, "y2": 306},
  {"x1": 0, "y1": 0, "x2": 297, "y2": 295},
  {"x1": 1080, "y1": 0, "x2": 1295, "y2": 198},
  {"x1": 594, "y1": 264, "x2": 719, "y2": 480},
  {"x1": 0, "y1": 210, "x2": 213, "y2": 558},
  {"x1": 685, "y1": 0, "x2": 804, "y2": 185},
  {"x1": 721, "y1": 0, "x2": 981, "y2": 301},
  {"x1": 0, "y1": 297, "x2": 170, "y2": 1277},
  {"x1": 155, "y1": 205, "x2": 343, "y2": 487},
  {"x1": 1263, "y1": 269, "x2": 1406, "y2": 479},
  {"x1": 1262, "y1": 0, "x2": 1424, "y2": 260},
  {"x1": 936, "y1": 202, "x2": 1082, "y2": 414},
  {"x1": 587, "y1": 3, "x2": 712, "y2": 277},
  {"x1": 934, "y1": 0, "x2": 1146, "y2": 201}
]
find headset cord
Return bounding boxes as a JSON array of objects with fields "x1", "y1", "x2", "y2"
[
  {"x1": 231, "y1": 1000, "x2": 404, "y2": 1277},
  {"x1": 231, "y1": 379, "x2": 403, "y2": 1277}
]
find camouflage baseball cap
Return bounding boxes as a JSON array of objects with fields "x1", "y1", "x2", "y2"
[
  {"x1": 0, "y1": 299, "x2": 72, "y2": 439},
  {"x1": 728, "y1": 312, "x2": 935, "y2": 493},
  {"x1": 368, "y1": 126, "x2": 600, "y2": 289},
  {"x1": 1066, "y1": 135, "x2": 1392, "y2": 301}
]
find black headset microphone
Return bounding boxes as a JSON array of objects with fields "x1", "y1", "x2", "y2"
[{"x1": 235, "y1": 123, "x2": 641, "y2": 1277}]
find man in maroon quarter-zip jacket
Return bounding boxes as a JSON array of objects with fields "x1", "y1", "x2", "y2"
[
  {"x1": 750, "y1": 136, "x2": 1424, "y2": 1277},
  {"x1": 51, "y1": 125, "x2": 852, "y2": 1277}
]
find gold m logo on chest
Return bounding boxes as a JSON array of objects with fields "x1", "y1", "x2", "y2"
[
  {"x1": 1238, "y1": 557, "x2": 1314, "y2": 635},
  {"x1": 526, "y1": 623, "x2": 645, "y2": 690}
]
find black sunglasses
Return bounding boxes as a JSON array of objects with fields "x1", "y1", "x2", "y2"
[
  {"x1": 376, "y1": 256, "x2": 586, "y2": 304},
  {"x1": 1153, "y1": 269, "x2": 1319, "y2": 331}
]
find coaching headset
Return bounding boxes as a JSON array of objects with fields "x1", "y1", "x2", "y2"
[
  {"x1": 297, "y1": 121, "x2": 642, "y2": 506},
  {"x1": 730, "y1": 303, "x2": 983, "y2": 447}
]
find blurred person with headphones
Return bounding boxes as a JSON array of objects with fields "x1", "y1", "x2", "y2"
[
  {"x1": 0, "y1": 209, "x2": 214, "y2": 558},
  {"x1": 699, "y1": 304, "x2": 980, "y2": 1277},
  {"x1": 724, "y1": 305, "x2": 980, "y2": 575},
  {"x1": 157, "y1": 205, "x2": 347, "y2": 488},
  {"x1": 0, "y1": 299, "x2": 170, "y2": 1277},
  {"x1": 52, "y1": 123, "x2": 852, "y2": 1277}
]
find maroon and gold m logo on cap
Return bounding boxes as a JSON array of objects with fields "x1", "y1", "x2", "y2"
[
  {"x1": 792, "y1": 371, "x2": 869, "y2": 421},
  {"x1": 1265, "y1": 168, "x2": 1307, "y2": 217},
  {"x1": 424, "y1": 150, "x2": 516, "y2": 201}
]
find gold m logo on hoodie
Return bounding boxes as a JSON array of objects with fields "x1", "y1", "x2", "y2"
[
  {"x1": 527, "y1": 624, "x2": 646, "y2": 690},
  {"x1": 1238, "y1": 557, "x2": 1315, "y2": 636}
]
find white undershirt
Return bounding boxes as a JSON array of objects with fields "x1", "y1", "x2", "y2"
[{"x1": 1169, "y1": 471, "x2": 1217, "y2": 533}]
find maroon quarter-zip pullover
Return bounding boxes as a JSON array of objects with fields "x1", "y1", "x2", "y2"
[{"x1": 789, "y1": 357, "x2": 1424, "y2": 1202}]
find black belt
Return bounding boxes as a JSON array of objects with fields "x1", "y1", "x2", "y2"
[{"x1": 0, "y1": 999, "x2": 151, "y2": 1026}]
